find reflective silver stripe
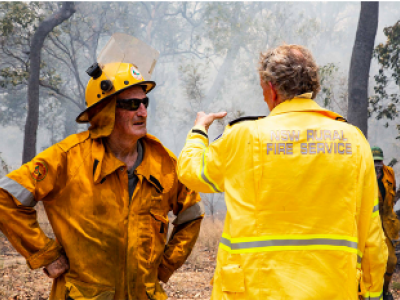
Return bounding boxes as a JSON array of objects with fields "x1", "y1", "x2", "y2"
[
  {"x1": 357, "y1": 254, "x2": 362, "y2": 264},
  {"x1": 173, "y1": 201, "x2": 205, "y2": 225},
  {"x1": 0, "y1": 176, "x2": 36, "y2": 207},
  {"x1": 373, "y1": 204, "x2": 379, "y2": 213},
  {"x1": 363, "y1": 292, "x2": 383, "y2": 300},
  {"x1": 221, "y1": 236, "x2": 231, "y2": 248},
  {"x1": 201, "y1": 151, "x2": 222, "y2": 193},
  {"x1": 221, "y1": 237, "x2": 357, "y2": 250}
]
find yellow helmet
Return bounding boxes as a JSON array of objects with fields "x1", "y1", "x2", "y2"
[{"x1": 76, "y1": 33, "x2": 159, "y2": 123}]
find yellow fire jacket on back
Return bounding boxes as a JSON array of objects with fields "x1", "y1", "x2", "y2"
[
  {"x1": 178, "y1": 98, "x2": 387, "y2": 300},
  {"x1": 0, "y1": 131, "x2": 204, "y2": 300}
]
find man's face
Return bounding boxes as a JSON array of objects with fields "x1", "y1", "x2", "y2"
[
  {"x1": 374, "y1": 160, "x2": 383, "y2": 180},
  {"x1": 114, "y1": 85, "x2": 148, "y2": 140}
]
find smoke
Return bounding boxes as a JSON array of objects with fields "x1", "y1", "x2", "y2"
[{"x1": 1, "y1": 2, "x2": 400, "y2": 203}]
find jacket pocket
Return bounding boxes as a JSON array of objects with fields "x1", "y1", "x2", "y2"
[
  {"x1": 146, "y1": 209, "x2": 169, "y2": 268},
  {"x1": 139, "y1": 209, "x2": 169, "y2": 268},
  {"x1": 221, "y1": 264, "x2": 245, "y2": 293},
  {"x1": 150, "y1": 187, "x2": 164, "y2": 210},
  {"x1": 65, "y1": 277, "x2": 115, "y2": 300}
]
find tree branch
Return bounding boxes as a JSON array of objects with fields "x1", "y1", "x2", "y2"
[{"x1": 23, "y1": 1, "x2": 76, "y2": 163}]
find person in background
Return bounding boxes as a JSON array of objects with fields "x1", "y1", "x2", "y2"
[
  {"x1": 372, "y1": 146, "x2": 400, "y2": 300},
  {"x1": 177, "y1": 44, "x2": 387, "y2": 300}
]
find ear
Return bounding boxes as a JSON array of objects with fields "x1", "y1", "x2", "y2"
[{"x1": 268, "y1": 82, "x2": 277, "y2": 102}]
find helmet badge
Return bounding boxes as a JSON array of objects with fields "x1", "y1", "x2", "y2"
[{"x1": 131, "y1": 66, "x2": 143, "y2": 81}]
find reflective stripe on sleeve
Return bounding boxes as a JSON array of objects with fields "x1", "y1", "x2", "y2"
[
  {"x1": 198, "y1": 149, "x2": 222, "y2": 193},
  {"x1": 362, "y1": 290, "x2": 383, "y2": 300},
  {"x1": 0, "y1": 176, "x2": 36, "y2": 207},
  {"x1": 173, "y1": 201, "x2": 205, "y2": 225},
  {"x1": 372, "y1": 198, "x2": 379, "y2": 217},
  {"x1": 220, "y1": 233, "x2": 358, "y2": 254},
  {"x1": 185, "y1": 138, "x2": 206, "y2": 149}
]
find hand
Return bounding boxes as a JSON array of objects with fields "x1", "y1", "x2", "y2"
[
  {"x1": 194, "y1": 111, "x2": 227, "y2": 132},
  {"x1": 43, "y1": 254, "x2": 69, "y2": 279}
]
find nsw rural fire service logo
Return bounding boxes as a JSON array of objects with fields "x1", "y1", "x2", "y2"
[
  {"x1": 130, "y1": 66, "x2": 143, "y2": 81},
  {"x1": 31, "y1": 161, "x2": 48, "y2": 181}
]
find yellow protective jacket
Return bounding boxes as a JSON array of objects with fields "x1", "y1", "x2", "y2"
[
  {"x1": 379, "y1": 165, "x2": 400, "y2": 243},
  {"x1": 0, "y1": 131, "x2": 204, "y2": 300},
  {"x1": 178, "y1": 98, "x2": 387, "y2": 300}
]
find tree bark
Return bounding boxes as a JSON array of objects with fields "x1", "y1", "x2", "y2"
[
  {"x1": 22, "y1": 2, "x2": 76, "y2": 164},
  {"x1": 347, "y1": 2, "x2": 379, "y2": 138}
]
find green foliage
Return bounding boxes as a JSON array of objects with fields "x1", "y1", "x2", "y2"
[
  {"x1": 0, "y1": 90, "x2": 28, "y2": 129},
  {"x1": 371, "y1": 20, "x2": 400, "y2": 139},
  {"x1": 179, "y1": 61, "x2": 207, "y2": 110},
  {"x1": 319, "y1": 63, "x2": 339, "y2": 108},
  {"x1": 0, "y1": 2, "x2": 41, "y2": 36},
  {"x1": 0, "y1": 152, "x2": 9, "y2": 175},
  {"x1": 392, "y1": 281, "x2": 400, "y2": 291},
  {"x1": 0, "y1": 2, "x2": 120, "y2": 137},
  {"x1": 388, "y1": 158, "x2": 398, "y2": 167},
  {"x1": 0, "y1": 3, "x2": 64, "y2": 91},
  {"x1": 317, "y1": 63, "x2": 348, "y2": 117},
  {"x1": 0, "y1": 67, "x2": 29, "y2": 88},
  {"x1": 0, "y1": 2, "x2": 44, "y2": 90}
]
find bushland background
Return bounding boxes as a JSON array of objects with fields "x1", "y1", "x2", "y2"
[{"x1": 2, "y1": 2, "x2": 400, "y2": 299}]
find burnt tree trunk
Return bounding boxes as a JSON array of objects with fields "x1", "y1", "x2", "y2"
[
  {"x1": 347, "y1": 2, "x2": 379, "y2": 138},
  {"x1": 22, "y1": 2, "x2": 76, "y2": 163}
]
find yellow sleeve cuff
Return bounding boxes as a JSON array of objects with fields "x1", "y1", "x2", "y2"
[
  {"x1": 26, "y1": 239, "x2": 63, "y2": 269},
  {"x1": 158, "y1": 261, "x2": 174, "y2": 283},
  {"x1": 192, "y1": 125, "x2": 207, "y2": 133}
]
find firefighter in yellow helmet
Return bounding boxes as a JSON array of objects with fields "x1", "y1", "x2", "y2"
[
  {"x1": 177, "y1": 44, "x2": 387, "y2": 300},
  {"x1": 0, "y1": 34, "x2": 204, "y2": 300},
  {"x1": 372, "y1": 146, "x2": 400, "y2": 300}
]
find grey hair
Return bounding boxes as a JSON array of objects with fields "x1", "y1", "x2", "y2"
[{"x1": 258, "y1": 44, "x2": 320, "y2": 100}]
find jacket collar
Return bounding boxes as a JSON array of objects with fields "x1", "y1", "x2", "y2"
[
  {"x1": 91, "y1": 133, "x2": 176, "y2": 193},
  {"x1": 136, "y1": 134, "x2": 176, "y2": 193},
  {"x1": 269, "y1": 97, "x2": 346, "y2": 121},
  {"x1": 92, "y1": 138, "x2": 124, "y2": 184}
]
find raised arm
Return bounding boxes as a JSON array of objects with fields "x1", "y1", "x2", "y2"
[{"x1": 177, "y1": 111, "x2": 227, "y2": 193}]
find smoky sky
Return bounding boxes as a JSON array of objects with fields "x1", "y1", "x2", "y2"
[{"x1": 1, "y1": 2, "x2": 400, "y2": 204}]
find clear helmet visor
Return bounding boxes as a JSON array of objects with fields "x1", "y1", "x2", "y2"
[{"x1": 97, "y1": 33, "x2": 159, "y2": 81}]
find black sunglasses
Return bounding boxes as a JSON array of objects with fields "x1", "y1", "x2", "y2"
[{"x1": 116, "y1": 97, "x2": 149, "y2": 111}]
